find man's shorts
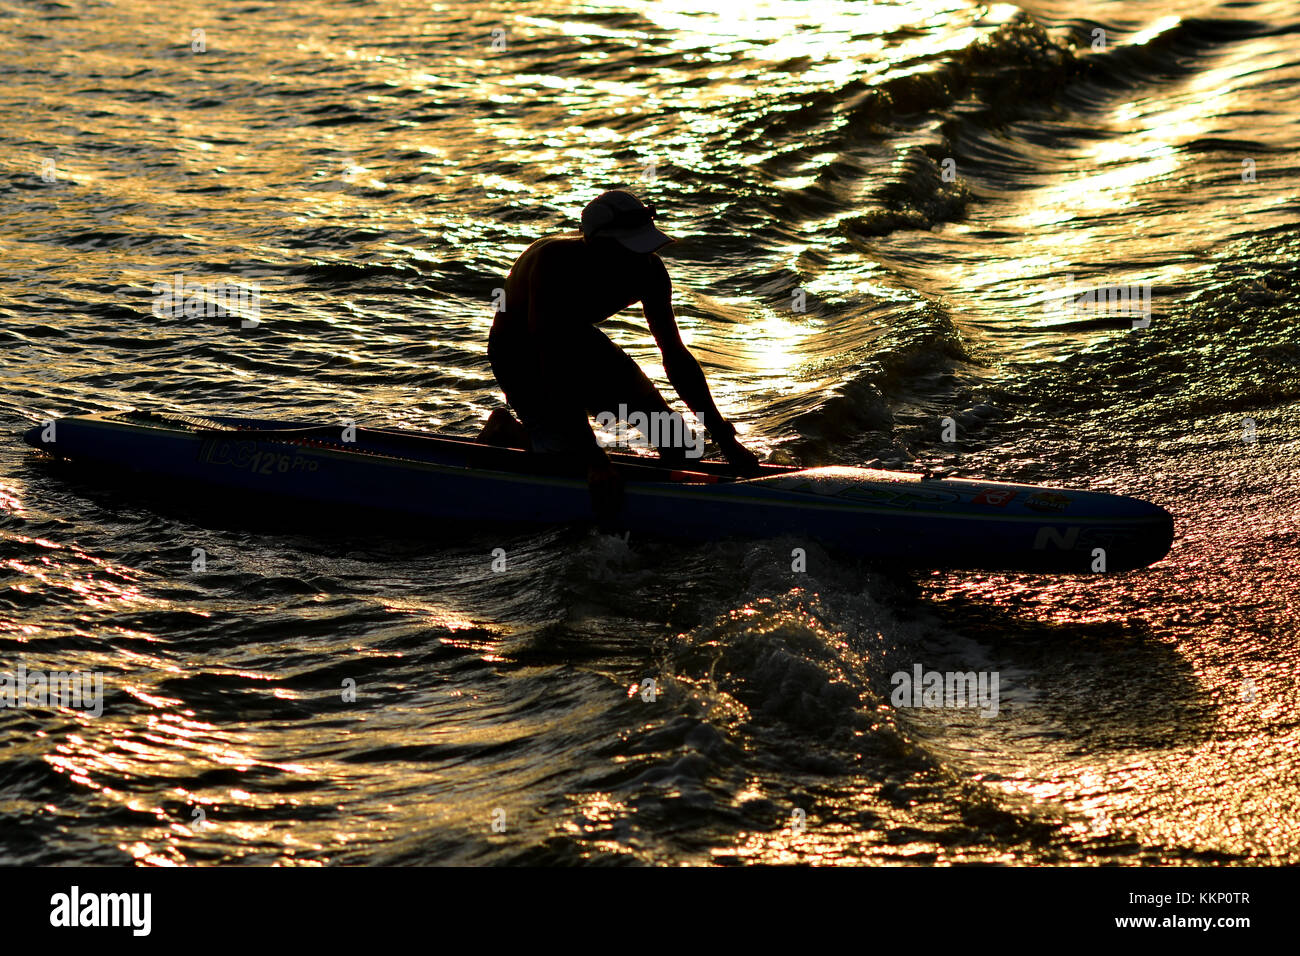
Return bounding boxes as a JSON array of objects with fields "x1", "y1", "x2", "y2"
[{"x1": 488, "y1": 318, "x2": 683, "y2": 463}]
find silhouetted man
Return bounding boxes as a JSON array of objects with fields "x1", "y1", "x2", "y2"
[{"x1": 481, "y1": 190, "x2": 761, "y2": 509}]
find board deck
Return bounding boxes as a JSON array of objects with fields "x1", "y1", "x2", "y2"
[{"x1": 21, "y1": 410, "x2": 1175, "y2": 573}]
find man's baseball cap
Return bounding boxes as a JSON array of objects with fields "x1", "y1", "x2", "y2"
[{"x1": 579, "y1": 190, "x2": 674, "y2": 253}]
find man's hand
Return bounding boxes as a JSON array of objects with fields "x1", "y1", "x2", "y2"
[
  {"x1": 717, "y1": 433, "x2": 763, "y2": 477},
  {"x1": 587, "y1": 459, "x2": 625, "y2": 526}
]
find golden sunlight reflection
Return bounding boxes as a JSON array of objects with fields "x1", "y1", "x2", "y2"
[
  {"x1": 0, "y1": 481, "x2": 24, "y2": 516},
  {"x1": 628, "y1": 0, "x2": 952, "y2": 56},
  {"x1": 559, "y1": 792, "x2": 639, "y2": 859},
  {"x1": 1128, "y1": 15, "x2": 1184, "y2": 48},
  {"x1": 5, "y1": 549, "x2": 148, "y2": 613},
  {"x1": 747, "y1": 311, "x2": 812, "y2": 380},
  {"x1": 376, "y1": 598, "x2": 481, "y2": 632}
]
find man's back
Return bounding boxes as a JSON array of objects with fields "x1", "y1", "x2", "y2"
[{"x1": 500, "y1": 234, "x2": 661, "y2": 336}]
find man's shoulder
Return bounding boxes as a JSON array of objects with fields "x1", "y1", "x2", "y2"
[
  {"x1": 507, "y1": 234, "x2": 582, "y2": 291},
  {"x1": 520, "y1": 233, "x2": 583, "y2": 265}
]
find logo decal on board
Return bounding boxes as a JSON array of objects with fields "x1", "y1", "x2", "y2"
[
  {"x1": 972, "y1": 488, "x2": 1018, "y2": 507},
  {"x1": 771, "y1": 477, "x2": 959, "y2": 510},
  {"x1": 1025, "y1": 491, "x2": 1070, "y2": 513}
]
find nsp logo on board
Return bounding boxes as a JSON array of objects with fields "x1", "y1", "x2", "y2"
[{"x1": 49, "y1": 886, "x2": 151, "y2": 936}]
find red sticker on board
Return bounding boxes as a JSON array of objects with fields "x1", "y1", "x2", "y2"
[{"x1": 972, "y1": 488, "x2": 1017, "y2": 507}]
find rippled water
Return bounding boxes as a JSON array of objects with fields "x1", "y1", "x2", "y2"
[{"x1": 2, "y1": 0, "x2": 1298, "y2": 865}]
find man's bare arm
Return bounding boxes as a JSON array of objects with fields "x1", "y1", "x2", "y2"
[{"x1": 641, "y1": 259, "x2": 734, "y2": 436}]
